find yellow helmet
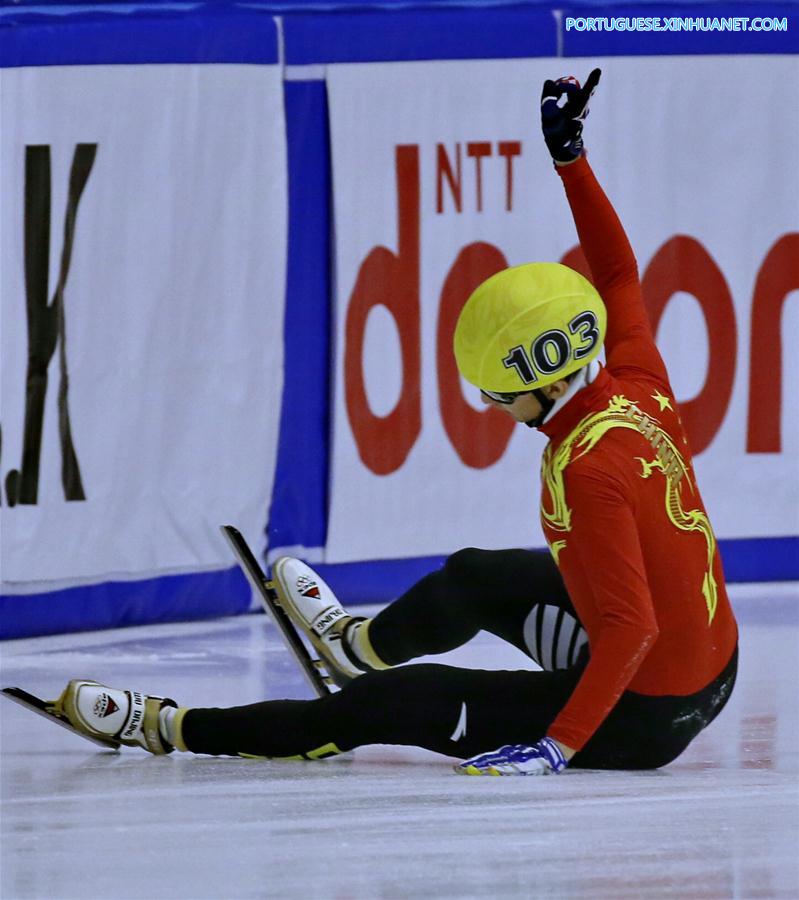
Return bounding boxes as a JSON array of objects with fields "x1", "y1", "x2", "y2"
[{"x1": 454, "y1": 262, "x2": 606, "y2": 392}]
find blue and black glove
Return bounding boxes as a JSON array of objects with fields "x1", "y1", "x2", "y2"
[
  {"x1": 541, "y1": 68, "x2": 602, "y2": 163},
  {"x1": 454, "y1": 737, "x2": 569, "y2": 776}
]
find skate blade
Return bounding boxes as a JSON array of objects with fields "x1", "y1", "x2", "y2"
[
  {"x1": 220, "y1": 525, "x2": 334, "y2": 697},
  {"x1": 265, "y1": 581, "x2": 283, "y2": 608},
  {"x1": 310, "y1": 661, "x2": 335, "y2": 686},
  {"x1": 2, "y1": 687, "x2": 121, "y2": 751}
]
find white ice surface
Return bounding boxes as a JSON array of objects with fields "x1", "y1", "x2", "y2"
[{"x1": 1, "y1": 584, "x2": 798, "y2": 900}]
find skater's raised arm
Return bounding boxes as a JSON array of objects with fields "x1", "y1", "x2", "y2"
[{"x1": 542, "y1": 71, "x2": 671, "y2": 388}]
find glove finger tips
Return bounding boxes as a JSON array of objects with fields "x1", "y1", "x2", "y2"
[
  {"x1": 585, "y1": 67, "x2": 602, "y2": 92},
  {"x1": 575, "y1": 68, "x2": 601, "y2": 114}
]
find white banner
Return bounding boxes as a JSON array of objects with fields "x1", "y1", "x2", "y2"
[
  {"x1": 1, "y1": 65, "x2": 287, "y2": 588},
  {"x1": 326, "y1": 56, "x2": 799, "y2": 563}
]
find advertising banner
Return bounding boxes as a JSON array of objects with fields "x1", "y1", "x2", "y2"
[
  {"x1": 326, "y1": 56, "x2": 798, "y2": 563},
  {"x1": 1, "y1": 64, "x2": 287, "y2": 590}
]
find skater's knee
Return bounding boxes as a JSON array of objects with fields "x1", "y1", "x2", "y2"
[{"x1": 444, "y1": 547, "x2": 486, "y2": 585}]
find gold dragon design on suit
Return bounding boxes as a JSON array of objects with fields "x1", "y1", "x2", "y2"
[{"x1": 540, "y1": 395, "x2": 719, "y2": 624}]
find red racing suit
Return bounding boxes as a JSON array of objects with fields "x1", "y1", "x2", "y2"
[{"x1": 540, "y1": 157, "x2": 738, "y2": 752}]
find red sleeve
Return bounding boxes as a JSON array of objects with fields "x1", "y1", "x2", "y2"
[
  {"x1": 557, "y1": 157, "x2": 671, "y2": 388},
  {"x1": 547, "y1": 464, "x2": 659, "y2": 751}
]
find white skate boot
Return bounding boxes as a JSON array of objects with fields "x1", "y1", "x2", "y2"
[
  {"x1": 54, "y1": 679, "x2": 177, "y2": 754},
  {"x1": 271, "y1": 558, "x2": 375, "y2": 687}
]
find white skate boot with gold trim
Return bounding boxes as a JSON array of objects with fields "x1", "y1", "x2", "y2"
[
  {"x1": 54, "y1": 679, "x2": 177, "y2": 754},
  {"x1": 270, "y1": 558, "x2": 377, "y2": 687}
]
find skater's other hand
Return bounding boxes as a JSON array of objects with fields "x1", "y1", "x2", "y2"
[{"x1": 454, "y1": 737, "x2": 569, "y2": 776}]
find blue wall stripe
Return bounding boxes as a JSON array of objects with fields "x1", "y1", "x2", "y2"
[
  {"x1": 267, "y1": 80, "x2": 333, "y2": 554},
  {"x1": 283, "y1": 7, "x2": 558, "y2": 64},
  {"x1": 0, "y1": 567, "x2": 250, "y2": 640},
  {"x1": 313, "y1": 536, "x2": 799, "y2": 606},
  {"x1": 0, "y1": 6, "x2": 279, "y2": 67},
  {"x1": 2, "y1": 2, "x2": 791, "y2": 71},
  {"x1": 717, "y1": 536, "x2": 799, "y2": 583},
  {"x1": 280, "y1": 2, "x2": 796, "y2": 63},
  {"x1": 1, "y1": 537, "x2": 794, "y2": 640}
]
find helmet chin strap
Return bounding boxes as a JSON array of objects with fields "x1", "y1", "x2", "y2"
[
  {"x1": 524, "y1": 388, "x2": 556, "y2": 429},
  {"x1": 524, "y1": 361, "x2": 599, "y2": 428}
]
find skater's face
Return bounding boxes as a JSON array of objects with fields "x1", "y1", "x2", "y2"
[
  {"x1": 480, "y1": 390, "x2": 542, "y2": 422},
  {"x1": 480, "y1": 380, "x2": 570, "y2": 423}
]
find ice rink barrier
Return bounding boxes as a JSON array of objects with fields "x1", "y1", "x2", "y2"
[{"x1": 1, "y1": 0, "x2": 797, "y2": 637}]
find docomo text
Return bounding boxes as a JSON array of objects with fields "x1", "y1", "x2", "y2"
[
  {"x1": 565, "y1": 17, "x2": 788, "y2": 32},
  {"x1": 344, "y1": 145, "x2": 798, "y2": 475}
]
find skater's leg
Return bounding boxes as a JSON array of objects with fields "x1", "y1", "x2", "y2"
[
  {"x1": 40, "y1": 666, "x2": 576, "y2": 760},
  {"x1": 180, "y1": 664, "x2": 582, "y2": 760},
  {"x1": 368, "y1": 548, "x2": 587, "y2": 670},
  {"x1": 39, "y1": 648, "x2": 736, "y2": 768},
  {"x1": 271, "y1": 548, "x2": 587, "y2": 685}
]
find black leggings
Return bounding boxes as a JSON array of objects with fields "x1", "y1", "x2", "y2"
[
  {"x1": 183, "y1": 650, "x2": 737, "y2": 769},
  {"x1": 370, "y1": 548, "x2": 588, "y2": 671},
  {"x1": 182, "y1": 548, "x2": 737, "y2": 769}
]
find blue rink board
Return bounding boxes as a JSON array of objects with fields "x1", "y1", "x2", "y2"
[
  {"x1": 1, "y1": 536, "x2": 796, "y2": 639},
  {"x1": 0, "y1": 5, "x2": 279, "y2": 66},
  {"x1": 282, "y1": 3, "x2": 797, "y2": 61},
  {"x1": 314, "y1": 536, "x2": 799, "y2": 603},
  {"x1": 2, "y1": 1, "x2": 795, "y2": 66},
  {"x1": 0, "y1": 568, "x2": 251, "y2": 640}
]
